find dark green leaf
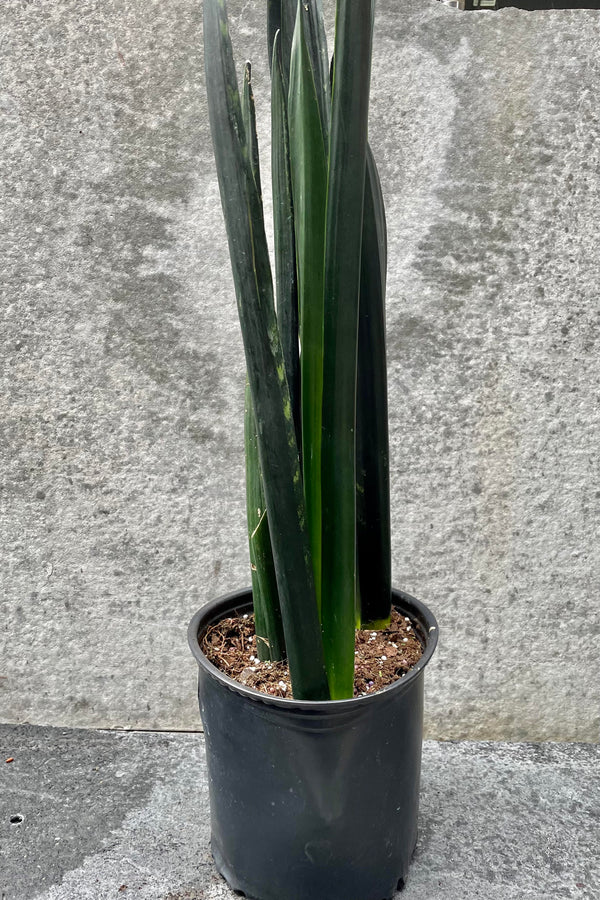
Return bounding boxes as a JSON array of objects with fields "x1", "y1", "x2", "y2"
[
  {"x1": 241, "y1": 62, "x2": 262, "y2": 198},
  {"x1": 204, "y1": 0, "x2": 329, "y2": 700},
  {"x1": 302, "y1": 0, "x2": 330, "y2": 146},
  {"x1": 241, "y1": 57, "x2": 283, "y2": 659},
  {"x1": 245, "y1": 380, "x2": 285, "y2": 661},
  {"x1": 276, "y1": 0, "x2": 329, "y2": 139},
  {"x1": 288, "y1": 0, "x2": 328, "y2": 617},
  {"x1": 321, "y1": 0, "x2": 375, "y2": 698},
  {"x1": 267, "y1": 1, "x2": 282, "y2": 72},
  {"x1": 271, "y1": 32, "x2": 300, "y2": 450},
  {"x1": 279, "y1": 0, "x2": 297, "y2": 85},
  {"x1": 357, "y1": 146, "x2": 391, "y2": 629}
]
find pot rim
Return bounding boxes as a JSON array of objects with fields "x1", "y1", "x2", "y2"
[{"x1": 188, "y1": 586, "x2": 438, "y2": 712}]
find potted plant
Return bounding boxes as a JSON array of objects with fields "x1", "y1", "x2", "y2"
[{"x1": 188, "y1": 2, "x2": 438, "y2": 898}]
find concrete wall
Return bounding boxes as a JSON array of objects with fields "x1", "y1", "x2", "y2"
[{"x1": 1, "y1": 0, "x2": 598, "y2": 741}]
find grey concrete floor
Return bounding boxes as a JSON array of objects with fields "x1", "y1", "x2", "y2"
[{"x1": 0, "y1": 725, "x2": 598, "y2": 900}]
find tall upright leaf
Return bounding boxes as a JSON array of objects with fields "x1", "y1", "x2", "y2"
[
  {"x1": 321, "y1": 0, "x2": 375, "y2": 698},
  {"x1": 268, "y1": 0, "x2": 297, "y2": 85},
  {"x1": 245, "y1": 380, "x2": 285, "y2": 661},
  {"x1": 241, "y1": 62, "x2": 262, "y2": 197},
  {"x1": 271, "y1": 33, "x2": 300, "y2": 448},
  {"x1": 240, "y1": 62, "x2": 284, "y2": 661},
  {"x1": 356, "y1": 146, "x2": 392, "y2": 629},
  {"x1": 270, "y1": 1, "x2": 330, "y2": 143},
  {"x1": 267, "y1": 1, "x2": 282, "y2": 72},
  {"x1": 288, "y1": 1, "x2": 328, "y2": 617},
  {"x1": 204, "y1": 0, "x2": 329, "y2": 701},
  {"x1": 302, "y1": 0, "x2": 330, "y2": 145}
]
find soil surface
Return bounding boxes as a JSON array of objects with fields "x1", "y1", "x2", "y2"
[{"x1": 201, "y1": 609, "x2": 424, "y2": 699}]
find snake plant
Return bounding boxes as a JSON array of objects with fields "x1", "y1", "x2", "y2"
[{"x1": 204, "y1": 0, "x2": 391, "y2": 700}]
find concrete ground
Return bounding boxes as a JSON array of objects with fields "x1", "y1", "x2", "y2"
[{"x1": 1, "y1": 725, "x2": 598, "y2": 900}]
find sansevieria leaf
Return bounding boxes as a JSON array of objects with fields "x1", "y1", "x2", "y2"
[
  {"x1": 268, "y1": 0, "x2": 296, "y2": 84},
  {"x1": 356, "y1": 146, "x2": 392, "y2": 629},
  {"x1": 241, "y1": 62, "x2": 261, "y2": 197},
  {"x1": 204, "y1": 0, "x2": 329, "y2": 701},
  {"x1": 267, "y1": 1, "x2": 282, "y2": 73},
  {"x1": 270, "y1": 1, "x2": 329, "y2": 139},
  {"x1": 240, "y1": 62, "x2": 285, "y2": 661},
  {"x1": 271, "y1": 32, "x2": 300, "y2": 448},
  {"x1": 245, "y1": 380, "x2": 285, "y2": 661},
  {"x1": 288, "y1": 1, "x2": 328, "y2": 617},
  {"x1": 321, "y1": 0, "x2": 375, "y2": 698},
  {"x1": 301, "y1": 0, "x2": 330, "y2": 146}
]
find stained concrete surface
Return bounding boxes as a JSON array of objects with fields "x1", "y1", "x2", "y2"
[
  {"x1": 1, "y1": 725, "x2": 599, "y2": 900},
  {"x1": 1, "y1": 0, "x2": 600, "y2": 740}
]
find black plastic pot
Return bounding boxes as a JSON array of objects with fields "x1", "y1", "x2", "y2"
[{"x1": 188, "y1": 587, "x2": 438, "y2": 900}]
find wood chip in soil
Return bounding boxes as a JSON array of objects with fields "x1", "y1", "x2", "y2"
[{"x1": 200, "y1": 609, "x2": 424, "y2": 699}]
